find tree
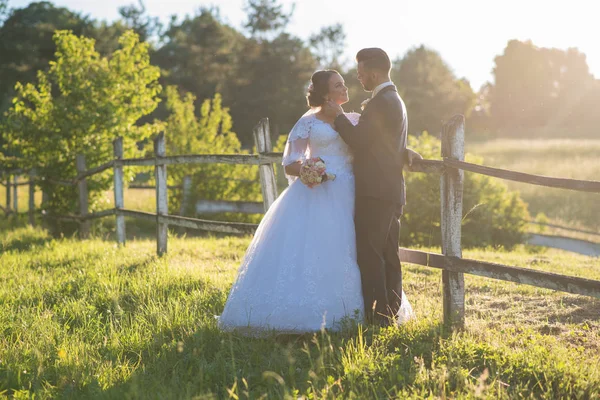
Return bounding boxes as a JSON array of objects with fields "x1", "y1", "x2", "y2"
[
  {"x1": 233, "y1": 0, "x2": 316, "y2": 144},
  {"x1": 0, "y1": 2, "x2": 94, "y2": 115},
  {"x1": 0, "y1": 0, "x2": 8, "y2": 24},
  {"x1": 232, "y1": 33, "x2": 316, "y2": 144},
  {"x1": 152, "y1": 9, "x2": 246, "y2": 123},
  {"x1": 392, "y1": 45, "x2": 475, "y2": 136},
  {"x1": 466, "y1": 83, "x2": 493, "y2": 138},
  {"x1": 488, "y1": 40, "x2": 594, "y2": 133},
  {"x1": 2, "y1": 30, "x2": 162, "y2": 230},
  {"x1": 243, "y1": 0, "x2": 293, "y2": 40},
  {"x1": 154, "y1": 4, "x2": 317, "y2": 146},
  {"x1": 118, "y1": 0, "x2": 162, "y2": 44},
  {"x1": 309, "y1": 23, "x2": 346, "y2": 70},
  {"x1": 558, "y1": 79, "x2": 600, "y2": 135}
]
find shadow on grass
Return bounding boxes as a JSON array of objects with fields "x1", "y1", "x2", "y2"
[
  {"x1": 0, "y1": 232, "x2": 52, "y2": 254},
  {"x1": 0, "y1": 217, "x2": 54, "y2": 254},
  {"x1": 116, "y1": 254, "x2": 160, "y2": 275},
  {"x1": 89, "y1": 319, "x2": 450, "y2": 399}
]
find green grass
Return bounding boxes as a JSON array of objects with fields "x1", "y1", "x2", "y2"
[
  {"x1": 468, "y1": 139, "x2": 600, "y2": 235},
  {"x1": 1, "y1": 223, "x2": 599, "y2": 399}
]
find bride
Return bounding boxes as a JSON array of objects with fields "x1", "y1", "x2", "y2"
[{"x1": 218, "y1": 70, "x2": 413, "y2": 334}]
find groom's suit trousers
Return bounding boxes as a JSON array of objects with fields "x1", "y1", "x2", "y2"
[{"x1": 354, "y1": 195, "x2": 403, "y2": 324}]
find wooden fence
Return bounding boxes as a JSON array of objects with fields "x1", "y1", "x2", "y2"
[{"x1": 2, "y1": 115, "x2": 600, "y2": 328}]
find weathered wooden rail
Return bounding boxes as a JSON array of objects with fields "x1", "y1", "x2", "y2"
[{"x1": 2, "y1": 114, "x2": 600, "y2": 328}]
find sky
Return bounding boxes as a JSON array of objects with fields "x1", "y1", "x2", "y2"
[{"x1": 9, "y1": 0, "x2": 600, "y2": 90}]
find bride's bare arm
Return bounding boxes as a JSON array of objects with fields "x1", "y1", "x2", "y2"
[{"x1": 284, "y1": 161, "x2": 302, "y2": 176}]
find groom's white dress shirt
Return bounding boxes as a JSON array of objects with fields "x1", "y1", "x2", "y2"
[
  {"x1": 361, "y1": 81, "x2": 394, "y2": 109},
  {"x1": 371, "y1": 81, "x2": 394, "y2": 98}
]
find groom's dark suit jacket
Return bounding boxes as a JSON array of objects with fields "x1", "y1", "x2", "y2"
[{"x1": 334, "y1": 85, "x2": 407, "y2": 205}]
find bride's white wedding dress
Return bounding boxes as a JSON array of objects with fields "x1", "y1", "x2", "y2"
[{"x1": 218, "y1": 111, "x2": 414, "y2": 334}]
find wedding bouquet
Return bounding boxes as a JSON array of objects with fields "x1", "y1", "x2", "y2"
[{"x1": 300, "y1": 157, "x2": 336, "y2": 188}]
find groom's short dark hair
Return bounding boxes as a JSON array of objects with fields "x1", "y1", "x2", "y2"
[{"x1": 356, "y1": 48, "x2": 391, "y2": 73}]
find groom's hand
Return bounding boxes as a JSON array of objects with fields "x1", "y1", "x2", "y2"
[
  {"x1": 323, "y1": 100, "x2": 343, "y2": 118},
  {"x1": 405, "y1": 148, "x2": 423, "y2": 170}
]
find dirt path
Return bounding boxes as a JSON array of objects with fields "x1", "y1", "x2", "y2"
[{"x1": 527, "y1": 234, "x2": 600, "y2": 257}]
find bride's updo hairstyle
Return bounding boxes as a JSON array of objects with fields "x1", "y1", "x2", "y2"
[{"x1": 306, "y1": 70, "x2": 339, "y2": 108}]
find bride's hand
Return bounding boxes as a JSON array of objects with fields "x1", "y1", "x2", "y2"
[{"x1": 323, "y1": 100, "x2": 343, "y2": 118}]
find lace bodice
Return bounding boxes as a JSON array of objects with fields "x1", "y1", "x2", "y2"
[{"x1": 282, "y1": 112, "x2": 360, "y2": 182}]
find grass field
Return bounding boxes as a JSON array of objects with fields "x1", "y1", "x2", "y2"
[
  {"x1": 1, "y1": 221, "x2": 599, "y2": 399},
  {"x1": 468, "y1": 139, "x2": 600, "y2": 236}
]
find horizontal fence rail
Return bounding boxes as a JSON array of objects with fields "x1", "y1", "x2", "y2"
[
  {"x1": 407, "y1": 159, "x2": 445, "y2": 174},
  {"x1": 399, "y1": 248, "x2": 600, "y2": 299},
  {"x1": 117, "y1": 209, "x2": 258, "y2": 235},
  {"x1": 129, "y1": 184, "x2": 182, "y2": 190},
  {"x1": 445, "y1": 158, "x2": 600, "y2": 193},
  {"x1": 117, "y1": 153, "x2": 282, "y2": 167},
  {"x1": 0, "y1": 180, "x2": 32, "y2": 187},
  {"x1": 195, "y1": 200, "x2": 264, "y2": 214},
  {"x1": 42, "y1": 208, "x2": 117, "y2": 222}
]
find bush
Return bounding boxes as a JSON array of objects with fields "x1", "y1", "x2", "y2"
[
  {"x1": 401, "y1": 132, "x2": 529, "y2": 248},
  {"x1": 162, "y1": 87, "x2": 262, "y2": 223}
]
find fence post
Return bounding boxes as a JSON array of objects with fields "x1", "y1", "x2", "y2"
[
  {"x1": 180, "y1": 175, "x2": 192, "y2": 216},
  {"x1": 113, "y1": 137, "x2": 126, "y2": 245},
  {"x1": 440, "y1": 114, "x2": 465, "y2": 329},
  {"x1": 13, "y1": 175, "x2": 18, "y2": 214},
  {"x1": 253, "y1": 118, "x2": 278, "y2": 212},
  {"x1": 154, "y1": 132, "x2": 168, "y2": 256},
  {"x1": 29, "y1": 170, "x2": 36, "y2": 226},
  {"x1": 76, "y1": 154, "x2": 90, "y2": 239},
  {"x1": 5, "y1": 174, "x2": 11, "y2": 217}
]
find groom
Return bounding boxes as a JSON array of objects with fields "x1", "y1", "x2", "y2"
[{"x1": 323, "y1": 48, "x2": 421, "y2": 325}]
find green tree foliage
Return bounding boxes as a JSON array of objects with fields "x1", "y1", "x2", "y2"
[
  {"x1": 392, "y1": 46, "x2": 476, "y2": 136},
  {"x1": 152, "y1": 10, "x2": 247, "y2": 124},
  {"x1": 162, "y1": 86, "x2": 261, "y2": 221},
  {"x1": 237, "y1": 0, "x2": 313, "y2": 141},
  {"x1": 154, "y1": 9, "x2": 245, "y2": 98},
  {"x1": 401, "y1": 132, "x2": 529, "y2": 248},
  {"x1": 0, "y1": 2, "x2": 95, "y2": 115},
  {"x1": 465, "y1": 83, "x2": 493, "y2": 138},
  {"x1": 118, "y1": 0, "x2": 162, "y2": 44},
  {"x1": 232, "y1": 33, "x2": 316, "y2": 143},
  {"x1": 2, "y1": 30, "x2": 162, "y2": 229},
  {"x1": 154, "y1": 4, "x2": 316, "y2": 146},
  {"x1": 487, "y1": 40, "x2": 595, "y2": 135},
  {"x1": 0, "y1": 0, "x2": 8, "y2": 23},
  {"x1": 243, "y1": 0, "x2": 293, "y2": 39}
]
